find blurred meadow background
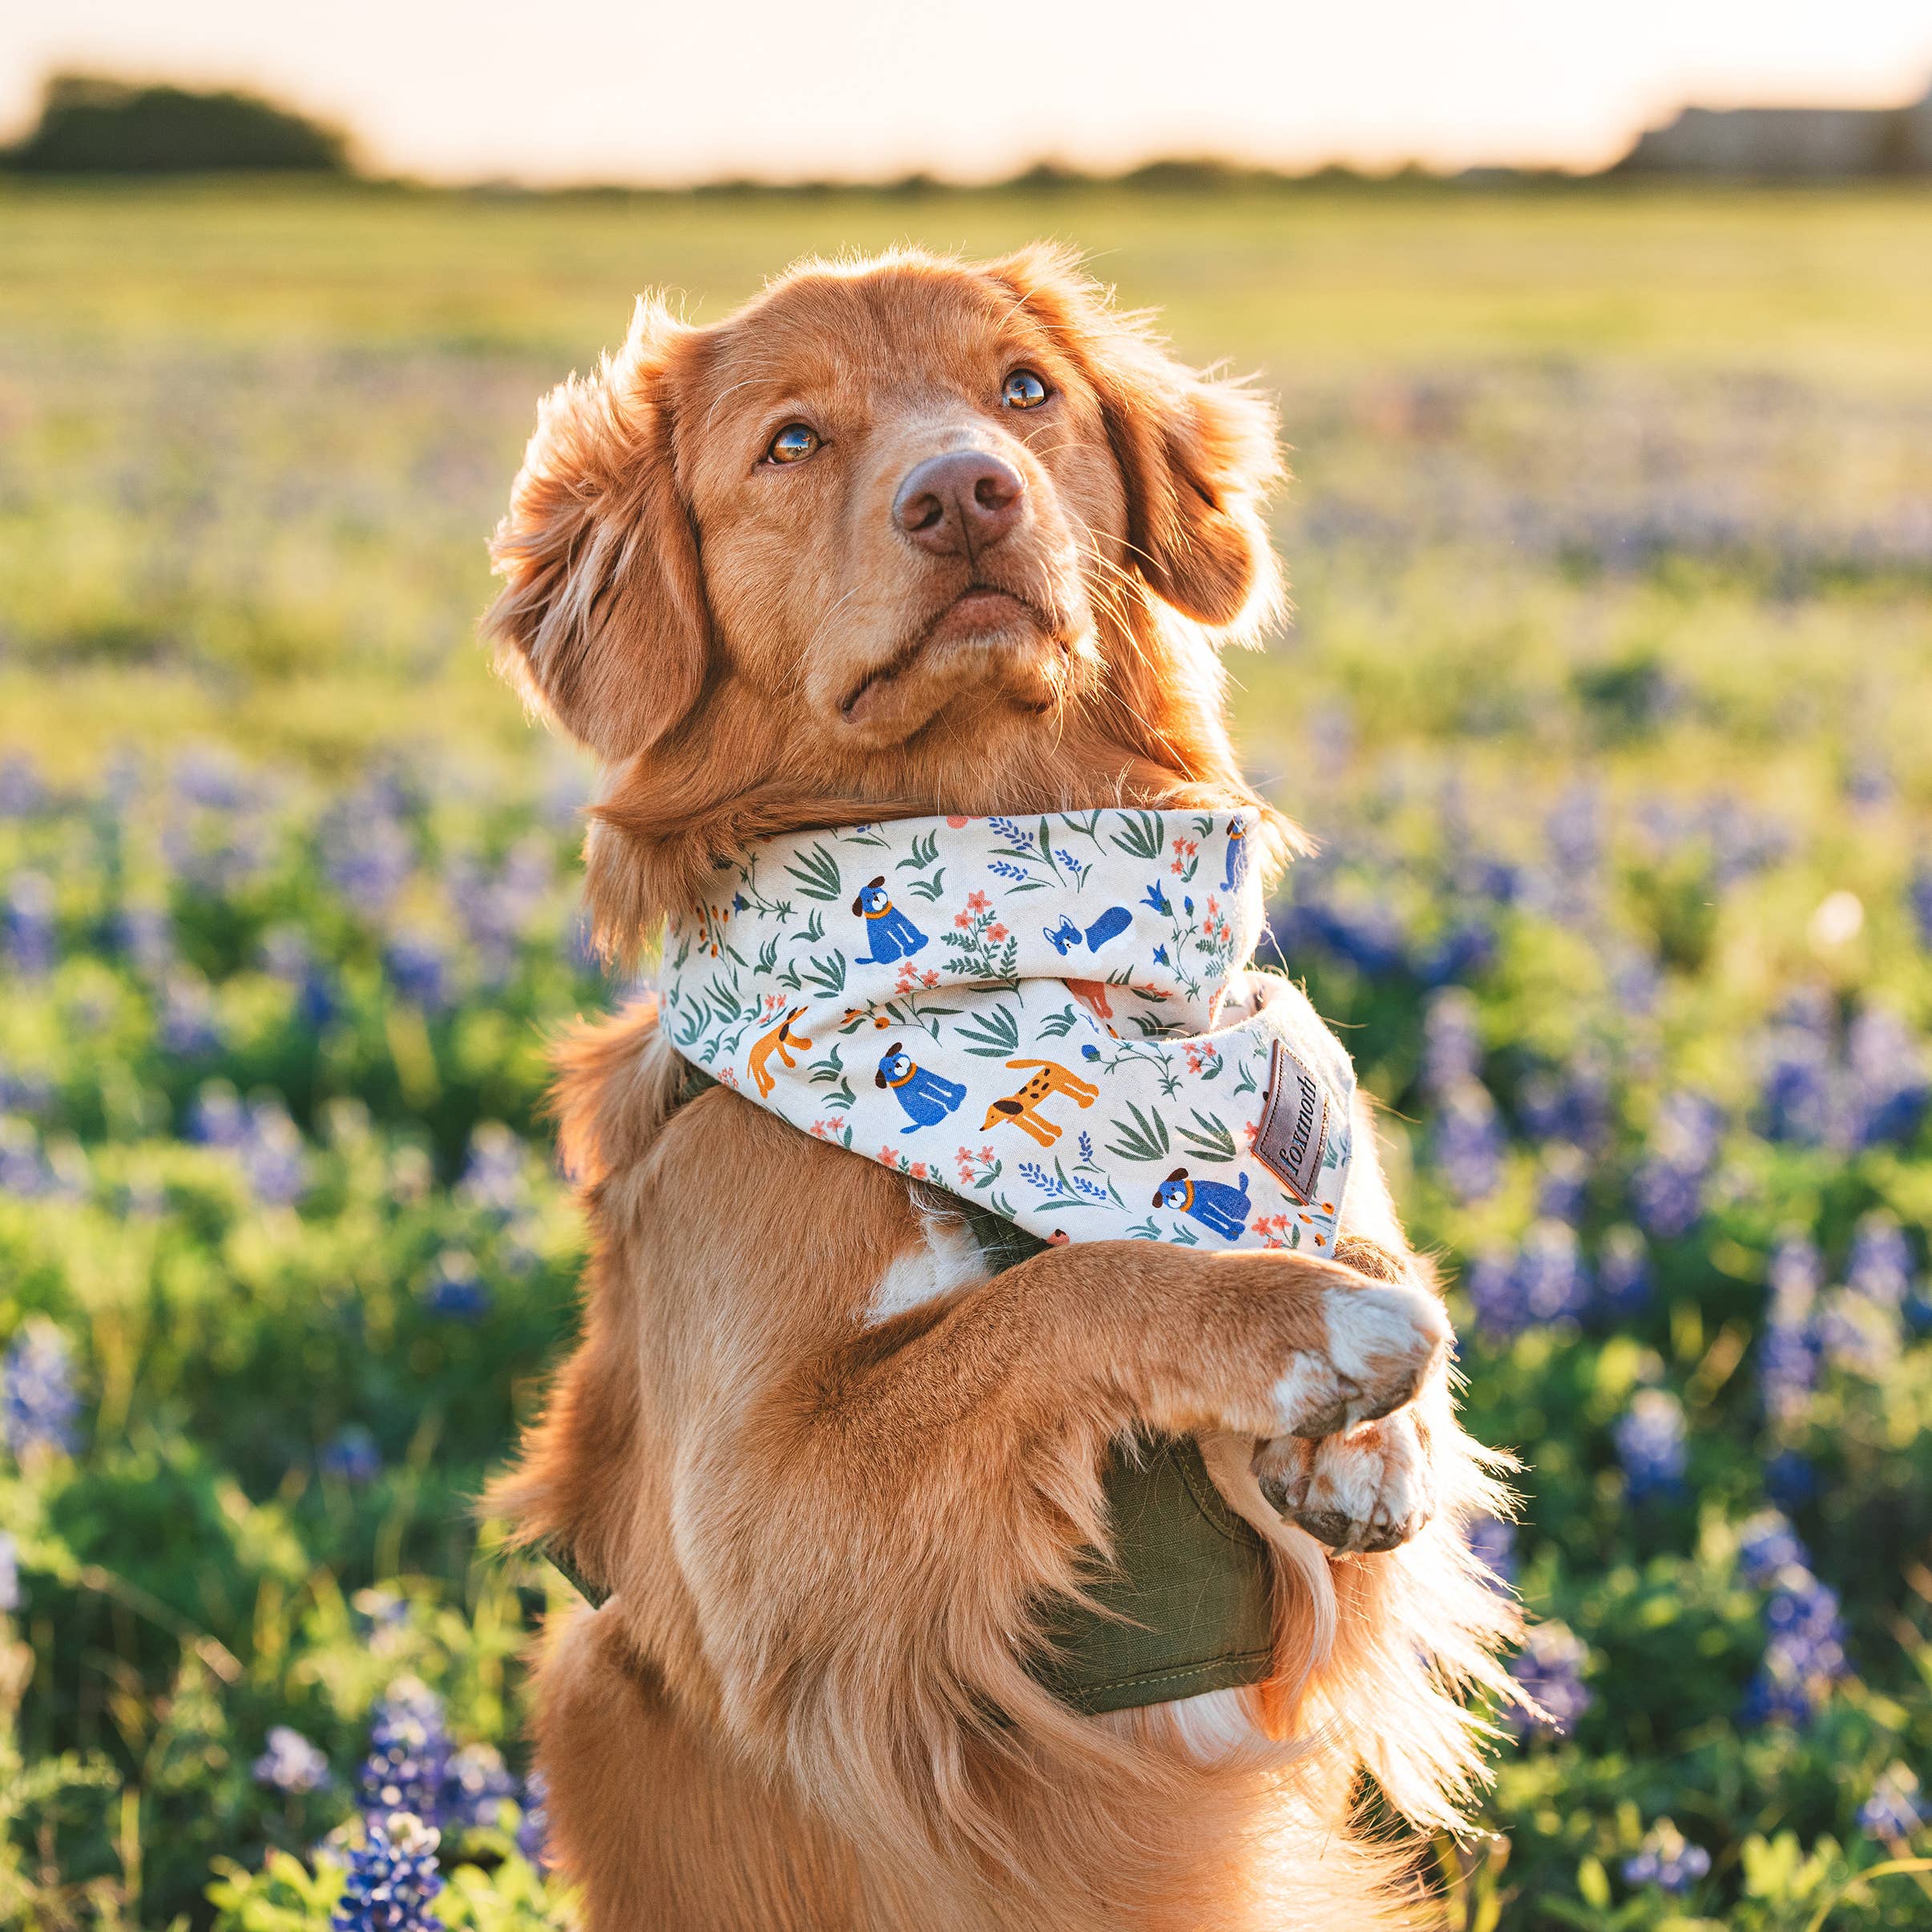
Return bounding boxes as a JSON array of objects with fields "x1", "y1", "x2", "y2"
[{"x1": 3, "y1": 169, "x2": 1932, "y2": 1931}]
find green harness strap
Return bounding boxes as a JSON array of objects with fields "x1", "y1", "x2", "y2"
[{"x1": 540, "y1": 1059, "x2": 1275, "y2": 1718}]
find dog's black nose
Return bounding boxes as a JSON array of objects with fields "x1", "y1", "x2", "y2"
[{"x1": 893, "y1": 450, "x2": 1025, "y2": 559}]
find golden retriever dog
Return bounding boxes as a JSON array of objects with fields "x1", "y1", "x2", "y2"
[{"x1": 484, "y1": 246, "x2": 1519, "y2": 1930}]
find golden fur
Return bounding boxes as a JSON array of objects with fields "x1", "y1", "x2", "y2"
[{"x1": 483, "y1": 246, "x2": 1520, "y2": 1929}]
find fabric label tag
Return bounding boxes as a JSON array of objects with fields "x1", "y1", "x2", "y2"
[{"x1": 1253, "y1": 1039, "x2": 1329, "y2": 1204}]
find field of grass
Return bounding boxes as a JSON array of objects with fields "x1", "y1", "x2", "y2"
[{"x1": 2, "y1": 179, "x2": 1931, "y2": 1930}]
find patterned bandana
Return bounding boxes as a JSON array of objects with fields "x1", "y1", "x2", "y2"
[{"x1": 659, "y1": 810, "x2": 1355, "y2": 1253}]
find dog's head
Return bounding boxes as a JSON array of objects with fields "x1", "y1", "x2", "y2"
[
  {"x1": 486, "y1": 245, "x2": 1289, "y2": 939},
  {"x1": 1152, "y1": 1168, "x2": 1192, "y2": 1211},
  {"x1": 875, "y1": 1045, "x2": 914, "y2": 1088},
  {"x1": 853, "y1": 877, "x2": 891, "y2": 918}
]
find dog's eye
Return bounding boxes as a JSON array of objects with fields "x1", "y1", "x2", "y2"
[
  {"x1": 1002, "y1": 369, "x2": 1049, "y2": 410},
  {"x1": 766, "y1": 422, "x2": 821, "y2": 465}
]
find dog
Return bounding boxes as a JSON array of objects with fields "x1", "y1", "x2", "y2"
[
  {"x1": 748, "y1": 1006, "x2": 813, "y2": 1097},
  {"x1": 484, "y1": 245, "x2": 1516, "y2": 1930},
  {"x1": 853, "y1": 875, "x2": 930, "y2": 962},
  {"x1": 1043, "y1": 904, "x2": 1133, "y2": 955},
  {"x1": 982, "y1": 1057, "x2": 1101, "y2": 1147},
  {"x1": 875, "y1": 1041, "x2": 969, "y2": 1127},
  {"x1": 1154, "y1": 1164, "x2": 1253, "y2": 1239}
]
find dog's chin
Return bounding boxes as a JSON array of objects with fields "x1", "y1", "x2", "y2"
[{"x1": 833, "y1": 587, "x2": 1079, "y2": 748}]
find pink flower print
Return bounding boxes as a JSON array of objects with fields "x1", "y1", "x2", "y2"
[
  {"x1": 895, "y1": 965, "x2": 917, "y2": 993},
  {"x1": 717, "y1": 1067, "x2": 740, "y2": 1090},
  {"x1": 810, "y1": 1119, "x2": 837, "y2": 1139},
  {"x1": 955, "y1": 911, "x2": 974, "y2": 930},
  {"x1": 921, "y1": 969, "x2": 940, "y2": 988},
  {"x1": 910, "y1": 1160, "x2": 929, "y2": 1180},
  {"x1": 1183, "y1": 1041, "x2": 1221, "y2": 1076},
  {"x1": 988, "y1": 923, "x2": 1008, "y2": 942},
  {"x1": 879, "y1": 1146, "x2": 898, "y2": 1167},
  {"x1": 966, "y1": 890, "x2": 991, "y2": 914}
]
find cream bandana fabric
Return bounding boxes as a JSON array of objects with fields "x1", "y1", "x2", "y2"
[{"x1": 659, "y1": 810, "x2": 1355, "y2": 1252}]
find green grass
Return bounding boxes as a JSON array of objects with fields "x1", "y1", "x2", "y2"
[{"x1": 2, "y1": 179, "x2": 1929, "y2": 788}]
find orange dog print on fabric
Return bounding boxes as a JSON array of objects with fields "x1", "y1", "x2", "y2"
[
  {"x1": 982, "y1": 1058, "x2": 1101, "y2": 1147},
  {"x1": 748, "y1": 1007, "x2": 814, "y2": 1098}
]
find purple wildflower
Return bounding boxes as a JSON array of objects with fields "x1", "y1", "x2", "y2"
[
  {"x1": 421, "y1": 1251, "x2": 490, "y2": 1322},
  {"x1": 331, "y1": 1812, "x2": 443, "y2": 1932},
  {"x1": 1510, "y1": 1621, "x2": 1591, "y2": 1736},
  {"x1": 254, "y1": 1725, "x2": 333, "y2": 1795},
  {"x1": 440, "y1": 1743, "x2": 518, "y2": 1830},
  {"x1": 515, "y1": 1771, "x2": 549, "y2": 1867},
  {"x1": 1420, "y1": 988, "x2": 1482, "y2": 1097},
  {"x1": 455, "y1": 1123, "x2": 526, "y2": 1220},
  {"x1": 1533, "y1": 1143, "x2": 1589, "y2": 1224},
  {"x1": 3, "y1": 1321, "x2": 81, "y2": 1458},
  {"x1": 359, "y1": 1681, "x2": 450, "y2": 1821},
  {"x1": 1466, "y1": 1515, "x2": 1517, "y2": 1587},
  {"x1": 385, "y1": 930, "x2": 452, "y2": 1013},
  {"x1": 1630, "y1": 1091, "x2": 1722, "y2": 1240},
  {"x1": 1515, "y1": 1220, "x2": 1592, "y2": 1325},
  {"x1": 1742, "y1": 1559, "x2": 1847, "y2": 1727},
  {"x1": 3, "y1": 873, "x2": 57, "y2": 976},
  {"x1": 1613, "y1": 1389, "x2": 1687, "y2": 1500},
  {"x1": 1859, "y1": 1764, "x2": 1928, "y2": 1840},
  {"x1": 1736, "y1": 1511, "x2": 1806, "y2": 1587},
  {"x1": 1622, "y1": 1820, "x2": 1710, "y2": 1894},
  {"x1": 1595, "y1": 1224, "x2": 1653, "y2": 1321},
  {"x1": 321, "y1": 1426, "x2": 382, "y2": 1485},
  {"x1": 1430, "y1": 1079, "x2": 1503, "y2": 1203},
  {"x1": 1845, "y1": 1213, "x2": 1914, "y2": 1306}
]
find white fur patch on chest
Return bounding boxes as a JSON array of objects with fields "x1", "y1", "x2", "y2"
[{"x1": 864, "y1": 1210, "x2": 990, "y2": 1325}]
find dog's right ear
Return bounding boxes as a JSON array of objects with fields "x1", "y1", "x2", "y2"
[{"x1": 486, "y1": 299, "x2": 710, "y2": 762}]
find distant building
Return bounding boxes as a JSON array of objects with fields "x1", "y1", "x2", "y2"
[{"x1": 1621, "y1": 78, "x2": 1932, "y2": 177}]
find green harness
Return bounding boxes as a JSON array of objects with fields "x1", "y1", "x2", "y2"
[{"x1": 542, "y1": 1059, "x2": 1276, "y2": 1717}]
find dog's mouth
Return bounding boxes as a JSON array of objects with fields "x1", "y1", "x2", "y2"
[{"x1": 837, "y1": 582, "x2": 1063, "y2": 730}]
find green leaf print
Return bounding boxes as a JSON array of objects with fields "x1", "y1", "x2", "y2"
[
  {"x1": 954, "y1": 1004, "x2": 1022, "y2": 1059},
  {"x1": 784, "y1": 843, "x2": 843, "y2": 901},
  {"x1": 1177, "y1": 1110, "x2": 1238, "y2": 1164},
  {"x1": 797, "y1": 950, "x2": 848, "y2": 998},
  {"x1": 1036, "y1": 1003, "x2": 1081, "y2": 1039},
  {"x1": 1110, "y1": 810, "x2": 1166, "y2": 861},
  {"x1": 1103, "y1": 1101, "x2": 1171, "y2": 1164}
]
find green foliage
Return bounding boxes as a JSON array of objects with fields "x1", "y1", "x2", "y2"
[{"x1": 6, "y1": 75, "x2": 350, "y2": 176}]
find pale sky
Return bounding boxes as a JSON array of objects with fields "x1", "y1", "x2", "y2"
[{"x1": 5, "y1": 0, "x2": 1932, "y2": 184}]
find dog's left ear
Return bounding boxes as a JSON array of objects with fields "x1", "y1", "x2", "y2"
[
  {"x1": 987, "y1": 246, "x2": 1284, "y2": 636},
  {"x1": 486, "y1": 299, "x2": 712, "y2": 761}
]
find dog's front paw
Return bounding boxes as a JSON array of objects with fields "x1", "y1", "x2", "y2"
[
  {"x1": 1267, "y1": 1281, "x2": 1450, "y2": 1440},
  {"x1": 1255, "y1": 1407, "x2": 1437, "y2": 1555}
]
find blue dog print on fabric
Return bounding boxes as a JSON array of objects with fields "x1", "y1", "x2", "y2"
[
  {"x1": 1043, "y1": 905, "x2": 1132, "y2": 956},
  {"x1": 875, "y1": 1043, "x2": 967, "y2": 1128},
  {"x1": 1223, "y1": 821, "x2": 1248, "y2": 893},
  {"x1": 1152, "y1": 1167, "x2": 1252, "y2": 1238},
  {"x1": 853, "y1": 876, "x2": 930, "y2": 964}
]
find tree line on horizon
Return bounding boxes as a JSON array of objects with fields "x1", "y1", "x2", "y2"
[{"x1": 6, "y1": 69, "x2": 1928, "y2": 190}]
